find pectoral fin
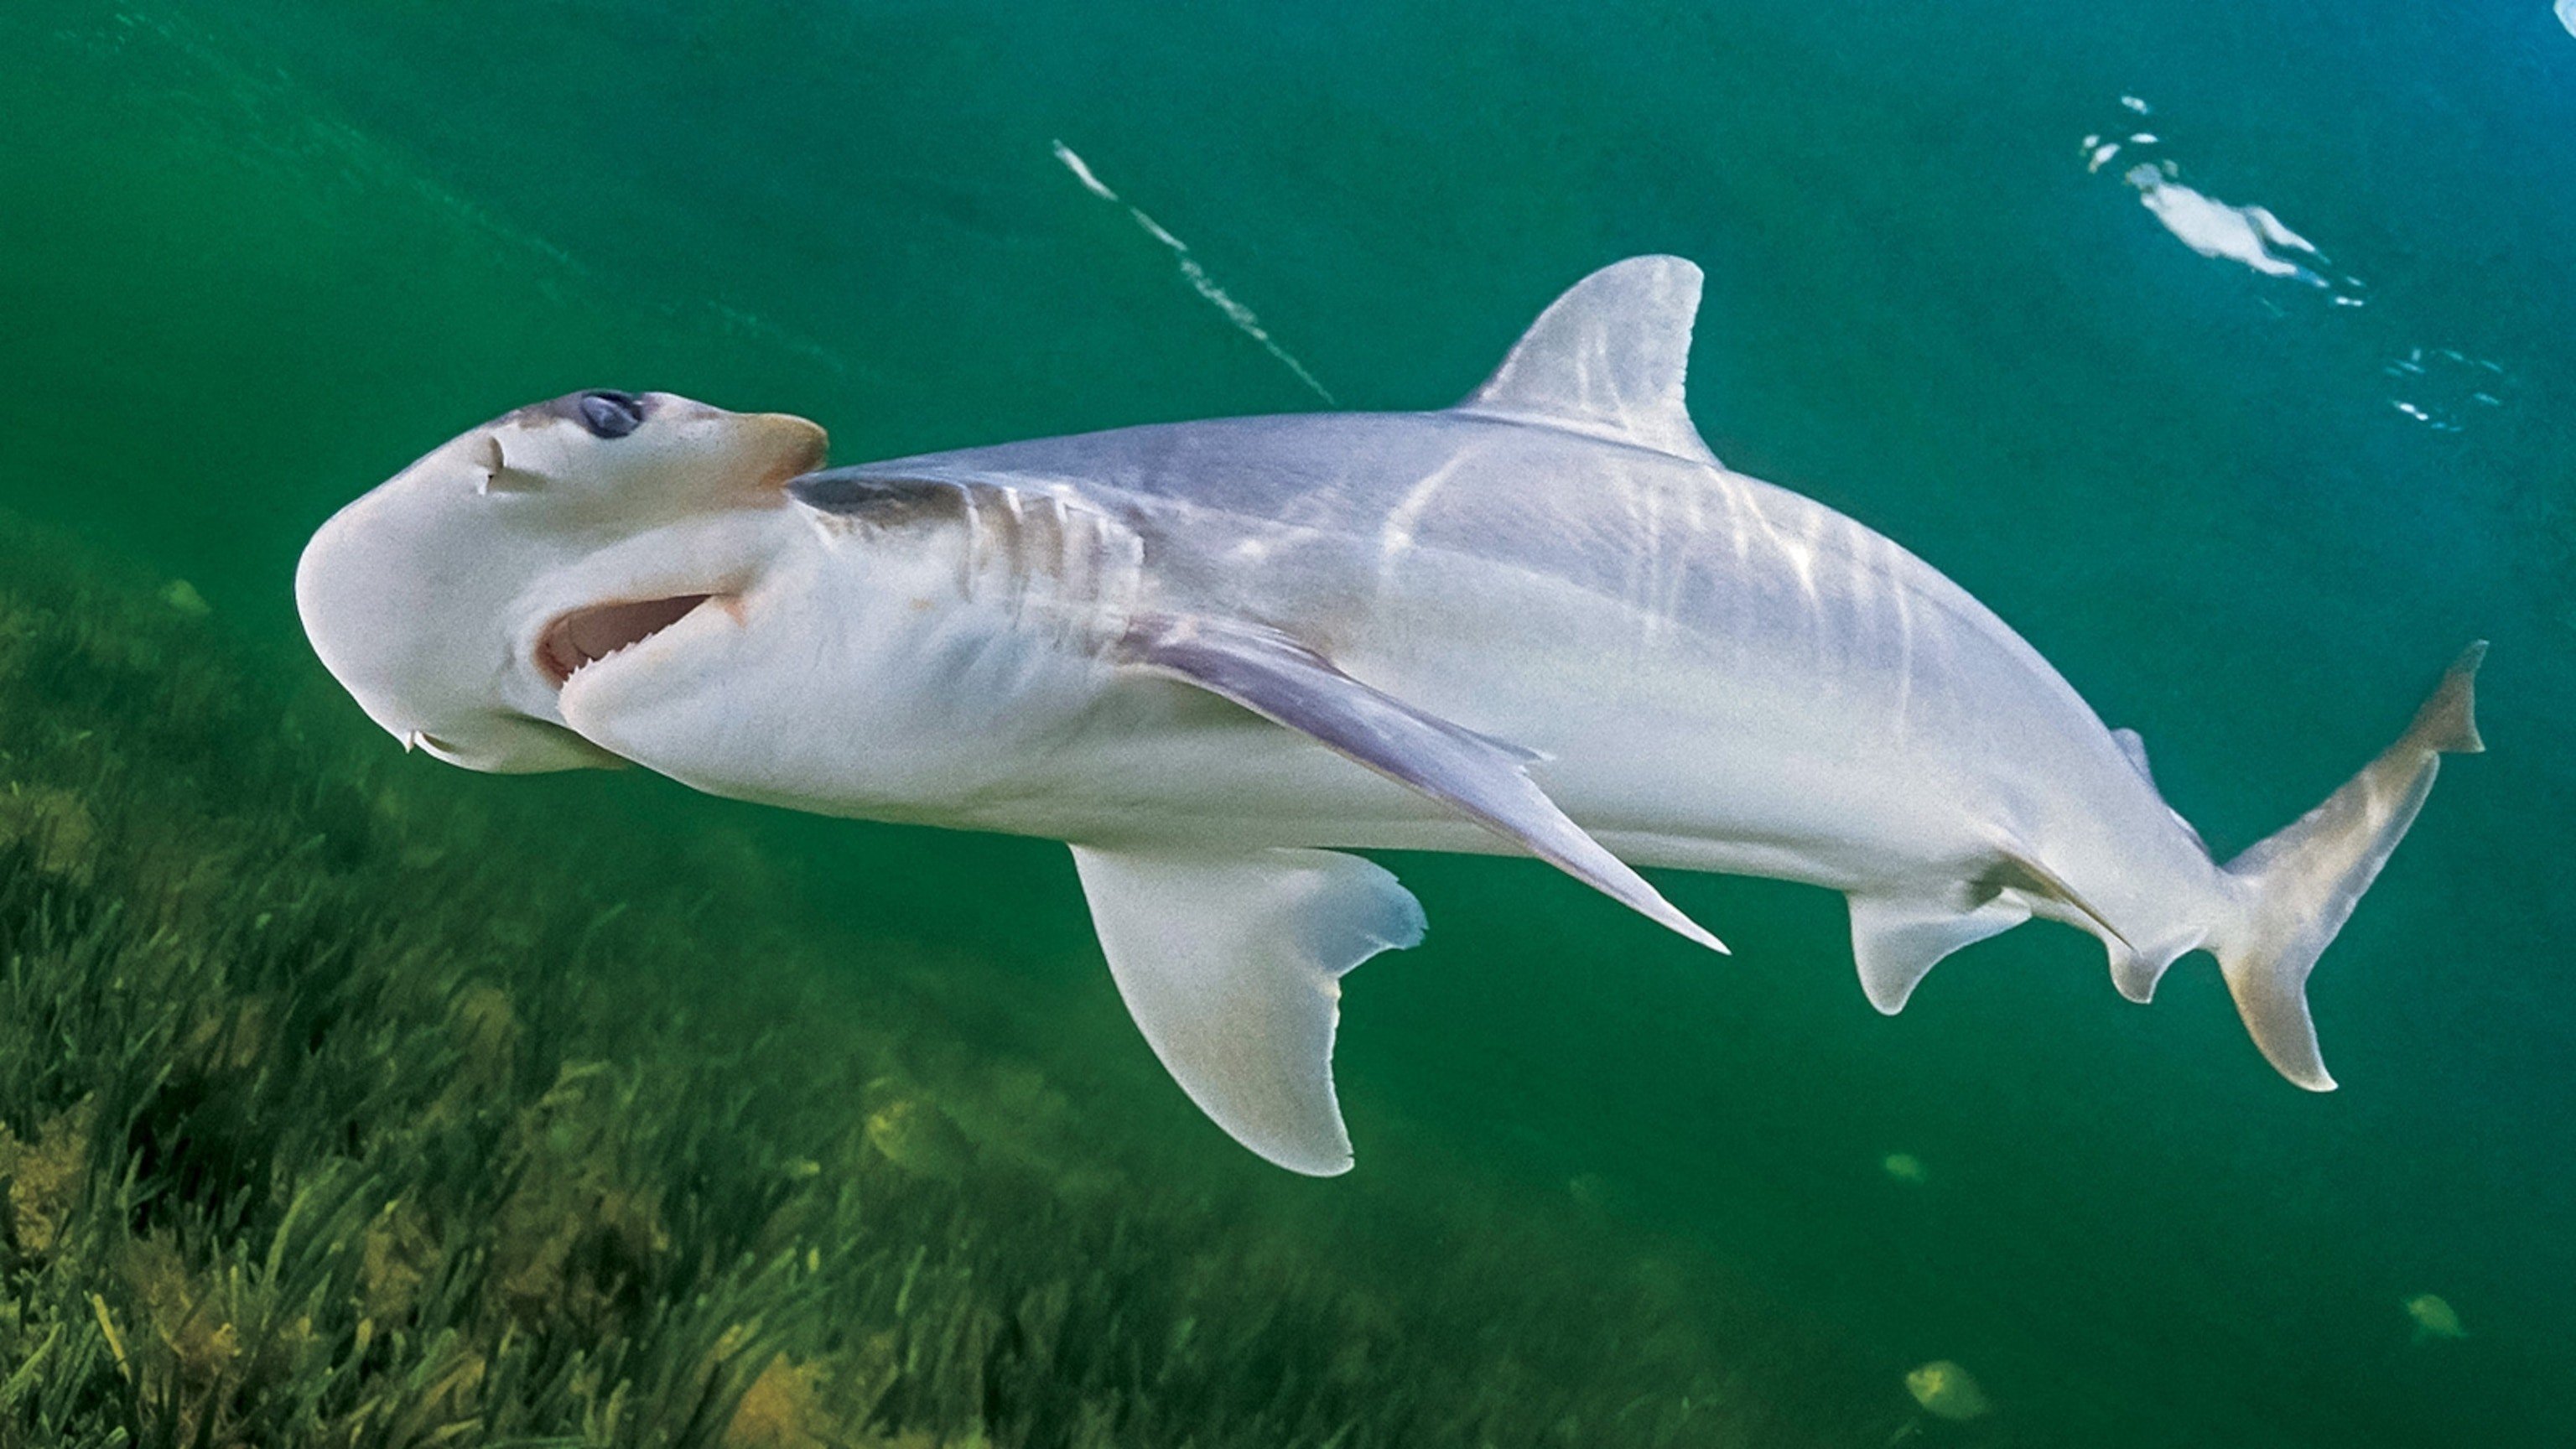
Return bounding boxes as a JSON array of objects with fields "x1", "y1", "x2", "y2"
[
  {"x1": 1122, "y1": 614, "x2": 1725, "y2": 953},
  {"x1": 1069, "y1": 844, "x2": 1426, "y2": 1175}
]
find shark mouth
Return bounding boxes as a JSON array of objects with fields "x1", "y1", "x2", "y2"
[{"x1": 538, "y1": 595, "x2": 714, "y2": 688}]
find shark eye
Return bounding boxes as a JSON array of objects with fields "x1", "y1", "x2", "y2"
[{"x1": 573, "y1": 390, "x2": 647, "y2": 439}]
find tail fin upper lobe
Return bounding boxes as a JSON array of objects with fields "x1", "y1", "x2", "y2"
[{"x1": 2215, "y1": 642, "x2": 2485, "y2": 1089}]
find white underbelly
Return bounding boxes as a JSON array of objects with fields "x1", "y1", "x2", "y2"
[
  {"x1": 958, "y1": 567, "x2": 2014, "y2": 894},
  {"x1": 855, "y1": 539, "x2": 2212, "y2": 933}
]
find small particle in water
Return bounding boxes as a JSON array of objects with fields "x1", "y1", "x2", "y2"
[
  {"x1": 1904, "y1": 1360, "x2": 1992, "y2": 1420},
  {"x1": 1882, "y1": 1152, "x2": 1929, "y2": 1183},
  {"x1": 2121, "y1": 94, "x2": 2153, "y2": 114},
  {"x1": 864, "y1": 1094, "x2": 974, "y2": 1181},
  {"x1": 1566, "y1": 1171, "x2": 1615, "y2": 1209},
  {"x1": 160, "y1": 579, "x2": 210, "y2": 616},
  {"x1": 2404, "y1": 1293, "x2": 2467, "y2": 1342}
]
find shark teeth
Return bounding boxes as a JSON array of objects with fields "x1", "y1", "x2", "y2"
[{"x1": 538, "y1": 595, "x2": 713, "y2": 688}]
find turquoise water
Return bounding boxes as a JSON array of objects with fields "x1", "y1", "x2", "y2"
[{"x1": 3, "y1": 0, "x2": 2571, "y2": 1441}]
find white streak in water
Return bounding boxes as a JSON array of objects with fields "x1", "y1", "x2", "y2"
[
  {"x1": 1051, "y1": 140, "x2": 1336, "y2": 404},
  {"x1": 1053, "y1": 145, "x2": 1119, "y2": 201}
]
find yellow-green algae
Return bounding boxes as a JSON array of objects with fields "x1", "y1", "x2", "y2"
[{"x1": 0, "y1": 506, "x2": 1877, "y2": 1446}]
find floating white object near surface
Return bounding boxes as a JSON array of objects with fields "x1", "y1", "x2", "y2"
[{"x1": 2124, "y1": 164, "x2": 2327, "y2": 285}]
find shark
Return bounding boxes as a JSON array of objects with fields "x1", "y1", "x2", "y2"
[{"x1": 296, "y1": 257, "x2": 2484, "y2": 1175}]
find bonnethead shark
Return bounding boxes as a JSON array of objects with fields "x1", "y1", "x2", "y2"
[{"x1": 297, "y1": 257, "x2": 2484, "y2": 1174}]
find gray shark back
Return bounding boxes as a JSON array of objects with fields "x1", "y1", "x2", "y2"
[{"x1": 839, "y1": 407, "x2": 2095, "y2": 774}]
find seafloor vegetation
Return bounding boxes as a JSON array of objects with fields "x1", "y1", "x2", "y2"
[{"x1": 0, "y1": 512, "x2": 1903, "y2": 1448}]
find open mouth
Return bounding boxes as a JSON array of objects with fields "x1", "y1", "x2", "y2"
[{"x1": 537, "y1": 595, "x2": 715, "y2": 688}]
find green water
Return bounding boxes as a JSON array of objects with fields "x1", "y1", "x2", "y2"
[{"x1": 3, "y1": 0, "x2": 2571, "y2": 1442}]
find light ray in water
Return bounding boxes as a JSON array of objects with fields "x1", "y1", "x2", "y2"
[
  {"x1": 74, "y1": 3, "x2": 854, "y2": 376},
  {"x1": 1051, "y1": 140, "x2": 1336, "y2": 404}
]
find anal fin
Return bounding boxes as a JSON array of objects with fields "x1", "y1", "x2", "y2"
[
  {"x1": 1849, "y1": 891, "x2": 2031, "y2": 1014},
  {"x1": 1069, "y1": 843, "x2": 1426, "y2": 1176}
]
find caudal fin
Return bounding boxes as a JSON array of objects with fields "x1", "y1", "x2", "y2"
[{"x1": 2215, "y1": 643, "x2": 2485, "y2": 1089}]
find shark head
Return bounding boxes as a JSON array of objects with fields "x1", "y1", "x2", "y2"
[{"x1": 295, "y1": 389, "x2": 828, "y2": 772}]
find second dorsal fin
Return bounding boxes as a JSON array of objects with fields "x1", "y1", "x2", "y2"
[{"x1": 1453, "y1": 255, "x2": 1719, "y2": 466}]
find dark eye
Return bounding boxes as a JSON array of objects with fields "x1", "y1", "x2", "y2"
[{"x1": 571, "y1": 389, "x2": 647, "y2": 439}]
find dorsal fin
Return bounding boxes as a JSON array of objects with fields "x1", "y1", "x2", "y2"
[{"x1": 1454, "y1": 256, "x2": 1719, "y2": 466}]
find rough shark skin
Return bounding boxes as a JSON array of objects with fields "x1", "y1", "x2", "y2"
[{"x1": 297, "y1": 258, "x2": 2484, "y2": 1175}]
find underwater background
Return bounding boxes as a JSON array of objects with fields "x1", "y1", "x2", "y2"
[{"x1": 2, "y1": 0, "x2": 2571, "y2": 1443}]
